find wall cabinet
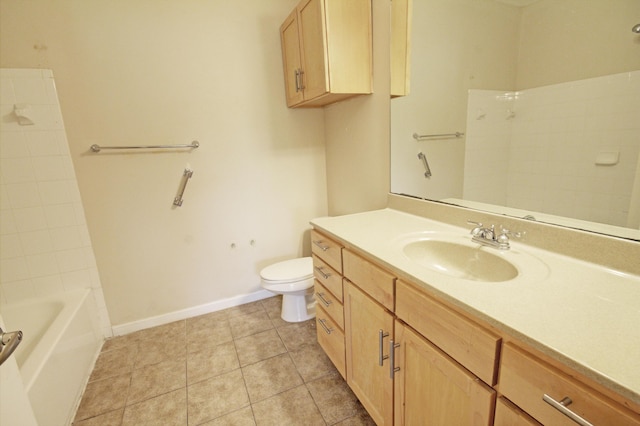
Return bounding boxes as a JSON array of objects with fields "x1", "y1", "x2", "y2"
[{"x1": 279, "y1": 0, "x2": 372, "y2": 108}]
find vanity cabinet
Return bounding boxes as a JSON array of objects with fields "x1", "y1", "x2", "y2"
[
  {"x1": 494, "y1": 397, "x2": 542, "y2": 426},
  {"x1": 279, "y1": 0, "x2": 372, "y2": 108},
  {"x1": 499, "y1": 343, "x2": 640, "y2": 426}
]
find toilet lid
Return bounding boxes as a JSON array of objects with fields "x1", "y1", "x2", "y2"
[{"x1": 261, "y1": 257, "x2": 313, "y2": 282}]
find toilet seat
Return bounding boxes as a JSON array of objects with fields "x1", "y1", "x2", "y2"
[{"x1": 260, "y1": 257, "x2": 313, "y2": 284}]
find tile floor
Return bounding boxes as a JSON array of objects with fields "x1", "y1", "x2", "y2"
[{"x1": 73, "y1": 296, "x2": 374, "y2": 425}]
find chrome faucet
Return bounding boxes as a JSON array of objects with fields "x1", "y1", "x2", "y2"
[{"x1": 467, "y1": 220, "x2": 521, "y2": 250}]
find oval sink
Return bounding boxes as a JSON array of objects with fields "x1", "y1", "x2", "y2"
[{"x1": 402, "y1": 239, "x2": 518, "y2": 282}]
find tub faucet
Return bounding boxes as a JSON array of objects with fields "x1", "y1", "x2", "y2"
[
  {"x1": 0, "y1": 326, "x2": 23, "y2": 367},
  {"x1": 467, "y1": 220, "x2": 521, "y2": 250}
]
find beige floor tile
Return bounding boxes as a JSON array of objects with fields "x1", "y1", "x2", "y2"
[
  {"x1": 234, "y1": 328, "x2": 287, "y2": 367},
  {"x1": 72, "y1": 408, "x2": 123, "y2": 426},
  {"x1": 289, "y1": 341, "x2": 335, "y2": 382},
  {"x1": 198, "y1": 406, "x2": 256, "y2": 426},
  {"x1": 89, "y1": 345, "x2": 137, "y2": 382},
  {"x1": 260, "y1": 296, "x2": 288, "y2": 328},
  {"x1": 187, "y1": 320, "x2": 233, "y2": 354},
  {"x1": 135, "y1": 335, "x2": 186, "y2": 368},
  {"x1": 276, "y1": 320, "x2": 317, "y2": 351},
  {"x1": 133, "y1": 319, "x2": 186, "y2": 342},
  {"x1": 101, "y1": 333, "x2": 140, "y2": 352},
  {"x1": 122, "y1": 388, "x2": 187, "y2": 426},
  {"x1": 307, "y1": 371, "x2": 365, "y2": 424},
  {"x1": 333, "y1": 412, "x2": 377, "y2": 426},
  {"x1": 187, "y1": 369, "x2": 250, "y2": 425},
  {"x1": 187, "y1": 341, "x2": 239, "y2": 384},
  {"x1": 127, "y1": 358, "x2": 186, "y2": 405},
  {"x1": 186, "y1": 310, "x2": 229, "y2": 334},
  {"x1": 242, "y1": 353, "x2": 303, "y2": 403},
  {"x1": 226, "y1": 300, "x2": 266, "y2": 318},
  {"x1": 74, "y1": 374, "x2": 131, "y2": 422},
  {"x1": 229, "y1": 310, "x2": 274, "y2": 339},
  {"x1": 251, "y1": 385, "x2": 325, "y2": 426}
]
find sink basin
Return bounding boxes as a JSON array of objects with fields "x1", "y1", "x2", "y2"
[{"x1": 402, "y1": 239, "x2": 519, "y2": 282}]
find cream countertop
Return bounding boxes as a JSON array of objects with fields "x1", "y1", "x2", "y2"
[{"x1": 310, "y1": 208, "x2": 640, "y2": 406}]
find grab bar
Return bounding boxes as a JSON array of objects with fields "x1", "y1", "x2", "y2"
[
  {"x1": 90, "y1": 140, "x2": 199, "y2": 152},
  {"x1": 417, "y1": 152, "x2": 432, "y2": 178},
  {"x1": 173, "y1": 168, "x2": 193, "y2": 207},
  {"x1": 413, "y1": 132, "x2": 464, "y2": 140},
  {"x1": 0, "y1": 327, "x2": 23, "y2": 367}
]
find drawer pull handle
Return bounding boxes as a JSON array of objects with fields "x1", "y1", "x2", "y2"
[
  {"x1": 389, "y1": 340, "x2": 400, "y2": 379},
  {"x1": 378, "y1": 329, "x2": 390, "y2": 366},
  {"x1": 543, "y1": 394, "x2": 593, "y2": 426},
  {"x1": 318, "y1": 318, "x2": 333, "y2": 335},
  {"x1": 316, "y1": 292, "x2": 332, "y2": 307},
  {"x1": 313, "y1": 240, "x2": 330, "y2": 251},
  {"x1": 314, "y1": 266, "x2": 330, "y2": 280}
]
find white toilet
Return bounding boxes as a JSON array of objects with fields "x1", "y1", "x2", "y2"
[{"x1": 260, "y1": 257, "x2": 316, "y2": 322}]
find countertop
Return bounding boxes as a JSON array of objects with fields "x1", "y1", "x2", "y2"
[{"x1": 311, "y1": 208, "x2": 640, "y2": 406}]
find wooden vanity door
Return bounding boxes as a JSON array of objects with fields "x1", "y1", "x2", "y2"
[
  {"x1": 344, "y1": 281, "x2": 394, "y2": 426},
  {"x1": 393, "y1": 321, "x2": 496, "y2": 425}
]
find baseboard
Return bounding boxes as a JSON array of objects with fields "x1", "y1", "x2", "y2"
[{"x1": 111, "y1": 289, "x2": 274, "y2": 336}]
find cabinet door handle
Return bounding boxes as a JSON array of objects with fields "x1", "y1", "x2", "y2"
[
  {"x1": 294, "y1": 69, "x2": 300, "y2": 92},
  {"x1": 316, "y1": 292, "x2": 332, "y2": 307},
  {"x1": 312, "y1": 240, "x2": 330, "y2": 251},
  {"x1": 318, "y1": 318, "x2": 333, "y2": 335},
  {"x1": 378, "y1": 329, "x2": 390, "y2": 366},
  {"x1": 389, "y1": 340, "x2": 400, "y2": 379},
  {"x1": 314, "y1": 266, "x2": 330, "y2": 280},
  {"x1": 543, "y1": 394, "x2": 594, "y2": 426}
]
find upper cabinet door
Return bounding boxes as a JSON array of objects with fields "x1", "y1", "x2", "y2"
[
  {"x1": 298, "y1": 0, "x2": 329, "y2": 101},
  {"x1": 280, "y1": 9, "x2": 304, "y2": 107},
  {"x1": 279, "y1": 0, "x2": 372, "y2": 108},
  {"x1": 391, "y1": 0, "x2": 412, "y2": 97}
]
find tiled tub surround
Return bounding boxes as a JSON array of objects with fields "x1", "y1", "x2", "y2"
[
  {"x1": 0, "y1": 68, "x2": 111, "y2": 334},
  {"x1": 311, "y1": 208, "x2": 640, "y2": 408},
  {"x1": 73, "y1": 296, "x2": 374, "y2": 425},
  {"x1": 464, "y1": 71, "x2": 640, "y2": 229}
]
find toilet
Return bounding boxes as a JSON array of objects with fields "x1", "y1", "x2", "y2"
[{"x1": 260, "y1": 257, "x2": 316, "y2": 322}]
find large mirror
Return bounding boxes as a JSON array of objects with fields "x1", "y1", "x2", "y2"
[{"x1": 391, "y1": 0, "x2": 640, "y2": 241}]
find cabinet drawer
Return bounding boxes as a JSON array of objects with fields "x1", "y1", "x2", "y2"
[
  {"x1": 311, "y1": 229, "x2": 343, "y2": 273},
  {"x1": 314, "y1": 281, "x2": 344, "y2": 330},
  {"x1": 312, "y1": 254, "x2": 343, "y2": 302},
  {"x1": 316, "y1": 305, "x2": 346, "y2": 379},
  {"x1": 343, "y1": 249, "x2": 395, "y2": 312},
  {"x1": 500, "y1": 343, "x2": 640, "y2": 426},
  {"x1": 395, "y1": 280, "x2": 500, "y2": 386}
]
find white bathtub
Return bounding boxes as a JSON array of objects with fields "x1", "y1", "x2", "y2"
[{"x1": 0, "y1": 290, "x2": 103, "y2": 426}]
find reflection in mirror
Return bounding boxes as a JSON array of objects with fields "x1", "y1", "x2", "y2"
[{"x1": 391, "y1": 0, "x2": 640, "y2": 240}]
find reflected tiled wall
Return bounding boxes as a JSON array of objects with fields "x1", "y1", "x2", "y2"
[
  {"x1": 465, "y1": 71, "x2": 640, "y2": 227},
  {"x1": 0, "y1": 69, "x2": 111, "y2": 336}
]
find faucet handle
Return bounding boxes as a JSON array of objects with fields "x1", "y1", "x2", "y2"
[
  {"x1": 500, "y1": 227, "x2": 522, "y2": 239},
  {"x1": 466, "y1": 220, "x2": 483, "y2": 236}
]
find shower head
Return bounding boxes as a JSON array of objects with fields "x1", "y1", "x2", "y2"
[{"x1": 633, "y1": 23, "x2": 640, "y2": 33}]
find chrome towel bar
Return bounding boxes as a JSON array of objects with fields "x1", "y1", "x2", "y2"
[
  {"x1": 413, "y1": 132, "x2": 464, "y2": 140},
  {"x1": 90, "y1": 140, "x2": 199, "y2": 152}
]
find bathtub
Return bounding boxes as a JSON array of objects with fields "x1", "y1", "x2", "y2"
[{"x1": 0, "y1": 290, "x2": 103, "y2": 426}]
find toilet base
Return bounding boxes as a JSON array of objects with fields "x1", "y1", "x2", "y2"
[{"x1": 280, "y1": 292, "x2": 316, "y2": 322}]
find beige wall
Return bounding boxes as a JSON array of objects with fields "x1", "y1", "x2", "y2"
[
  {"x1": 517, "y1": 0, "x2": 640, "y2": 89},
  {"x1": 1, "y1": 0, "x2": 328, "y2": 326},
  {"x1": 324, "y1": 0, "x2": 391, "y2": 216}
]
